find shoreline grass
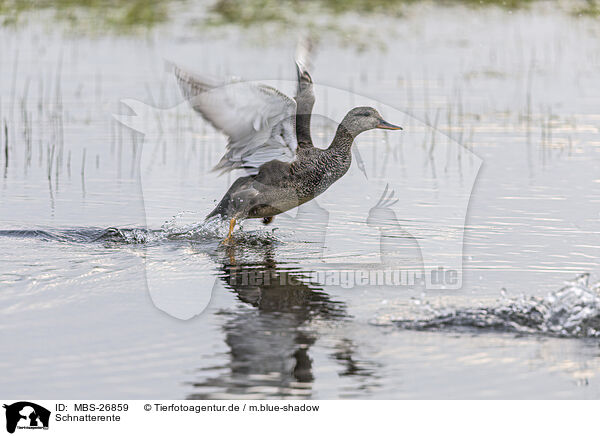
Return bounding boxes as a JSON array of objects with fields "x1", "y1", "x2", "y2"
[{"x1": 0, "y1": 0, "x2": 596, "y2": 33}]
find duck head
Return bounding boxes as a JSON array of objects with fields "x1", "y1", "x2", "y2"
[{"x1": 340, "y1": 106, "x2": 402, "y2": 137}]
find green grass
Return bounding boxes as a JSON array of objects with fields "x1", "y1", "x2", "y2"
[
  {"x1": 210, "y1": 0, "x2": 538, "y2": 25},
  {"x1": 573, "y1": 0, "x2": 600, "y2": 16},
  {"x1": 0, "y1": 0, "x2": 174, "y2": 30},
  {"x1": 0, "y1": 0, "x2": 595, "y2": 32}
]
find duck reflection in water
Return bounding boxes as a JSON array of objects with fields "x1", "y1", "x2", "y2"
[{"x1": 187, "y1": 248, "x2": 379, "y2": 399}]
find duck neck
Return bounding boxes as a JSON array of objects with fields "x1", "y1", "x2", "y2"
[
  {"x1": 295, "y1": 107, "x2": 313, "y2": 145},
  {"x1": 328, "y1": 123, "x2": 356, "y2": 154},
  {"x1": 295, "y1": 88, "x2": 314, "y2": 145}
]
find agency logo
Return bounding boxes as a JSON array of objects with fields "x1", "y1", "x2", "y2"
[
  {"x1": 3, "y1": 402, "x2": 50, "y2": 434},
  {"x1": 114, "y1": 81, "x2": 481, "y2": 320}
]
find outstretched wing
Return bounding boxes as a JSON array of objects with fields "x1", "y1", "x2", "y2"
[{"x1": 174, "y1": 65, "x2": 298, "y2": 175}]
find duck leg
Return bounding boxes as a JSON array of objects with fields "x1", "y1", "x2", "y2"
[
  {"x1": 226, "y1": 245, "x2": 236, "y2": 264},
  {"x1": 223, "y1": 217, "x2": 236, "y2": 245}
]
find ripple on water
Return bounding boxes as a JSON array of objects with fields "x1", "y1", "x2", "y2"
[{"x1": 0, "y1": 212, "x2": 280, "y2": 247}]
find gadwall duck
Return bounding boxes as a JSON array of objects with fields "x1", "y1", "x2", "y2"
[{"x1": 174, "y1": 41, "x2": 402, "y2": 244}]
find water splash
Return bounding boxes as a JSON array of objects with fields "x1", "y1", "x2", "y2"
[
  {"x1": 0, "y1": 212, "x2": 279, "y2": 246},
  {"x1": 82, "y1": 212, "x2": 225, "y2": 244},
  {"x1": 388, "y1": 274, "x2": 600, "y2": 338}
]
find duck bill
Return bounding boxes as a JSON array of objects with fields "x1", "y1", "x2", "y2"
[{"x1": 376, "y1": 120, "x2": 403, "y2": 130}]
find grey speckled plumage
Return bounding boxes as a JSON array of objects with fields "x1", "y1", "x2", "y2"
[{"x1": 174, "y1": 39, "x2": 402, "y2": 242}]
